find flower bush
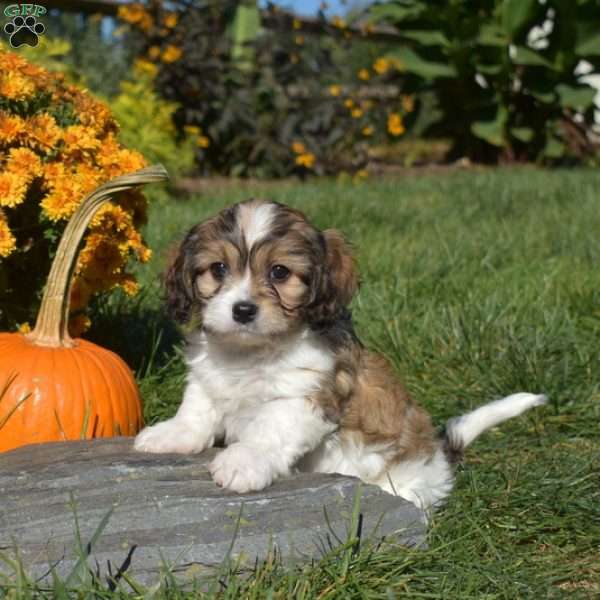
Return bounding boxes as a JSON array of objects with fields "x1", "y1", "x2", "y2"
[
  {"x1": 117, "y1": 1, "x2": 414, "y2": 177},
  {"x1": 368, "y1": 0, "x2": 600, "y2": 163},
  {"x1": 0, "y1": 46, "x2": 150, "y2": 334},
  {"x1": 19, "y1": 37, "x2": 195, "y2": 179}
]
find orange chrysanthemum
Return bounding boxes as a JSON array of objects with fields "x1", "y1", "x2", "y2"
[
  {"x1": 27, "y1": 113, "x2": 62, "y2": 150},
  {"x1": 0, "y1": 208, "x2": 16, "y2": 258},
  {"x1": 0, "y1": 171, "x2": 28, "y2": 208},
  {"x1": 6, "y1": 147, "x2": 41, "y2": 180},
  {"x1": 0, "y1": 112, "x2": 26, "y2": 143},
  {"x1": 0, "y1": 45, "x2": 150, "y2": 327},
  {"x1": 0, "y1": 70, "x2": 35, "y2": 100},
  {"x1": 63, "y1": 124, "x2": 102, "y2": 154}
]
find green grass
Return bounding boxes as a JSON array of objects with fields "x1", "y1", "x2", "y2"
[{"x1": 2, "y1": 168, "x2": 599, "y2": 597}]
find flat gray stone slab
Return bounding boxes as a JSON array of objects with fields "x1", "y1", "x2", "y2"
[{"x1": 0, "y1": 438, "x2": 426, "y2": 586}]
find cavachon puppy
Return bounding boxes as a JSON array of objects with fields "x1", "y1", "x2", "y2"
[{"x1": 135, "y1": 199, "x2": 546, "y2": 510}]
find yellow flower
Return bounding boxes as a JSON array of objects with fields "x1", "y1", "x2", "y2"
[
  {"x1": 351, "y1": 108, "x2": 363, "y2": 119},
  {"x1": 113, "y1": 148, "x2": 147, "y2": 175},
  {"x1": 27, "y1": 113, "x2": 62, "y2": 150},
  {"x1": 295, "y1": 152, "x2": 316, "y2": 168},
  {"x1": 292, "y1": 141, "x2": 306, "y2": 154},
  {"x1": 358, "y1": 68, "x2": 370, "y2": 81},
  {"x1": 134, "y1": 59, "x2": 158, "y2": 78},
  {"x1": 197, "y1": 135, "x2": 210, "y2": 148},
  {"x1": 120, "y1": 275, "x2": 140, "y2": 296},
  {"x1": 137, "y1": 244, "x2": 152, "y2": 263},
  {"x1": 328, "y1": 84, "x2": 342, "y2": 97},
  {"x1": 295, "y1": 35, "x2": 304, "y2": 46},
  {"x1": 0, "y1": 172, "x2": 28, "y2": 208},
  {"x1": 163, "y1": 13, "x2": 178, "y2": 28},
  {"x1": 0, "y1": 112, "x2": 26, "y2": 143},
  {"x1": 293, "y1": 18, "x2": 302, "y2": 30},
  {"x1": 362, "y1": 125, "x2": 374, "y2": 137},
  {"x1": 373, "y1": 57, "x2": 390, "y2": 75},
  {"x1": 387, "y1": 113, "x2": 405, "y2": 136},
  {"x1": 402, "y1": 95, "x2": 415, "y2": 113},
  {"x1": 6, "y1": 147, "x2": 41, "y2": 180},
  {"x1": 184, "y1": 125, "x2": 201, "y2": 136},
  {"x1": 17, "y1": 322, "x2": 31, "y2": 334},
  {"x1": 148, "y1": 45, "x2": 161, "y2": 60},
  {"x1": 332, "y1": 16, "x2": 346, "y2": 29},
  {"x1": 0, "y1": 71, "x2": 35, "y2": 101},
  {"x1": 0, "y1": 208, "x2": 16, "y2": 258},
  {"x1": 162, "y1": 45, "x2": 183, "y2": 63},
  {"x1": 90, "y1": 204, "x2": 133, "y2": 232},
  {"x1": 118, "y1": 3, "x2": 153, "y2": 31},
  {"x1": 361, "y1": 99, "x2": 374, "y2": 111},
  {"x1": 40, "y1": 178, "x2": 82, "y2": 221},
  {"x1": 63, "y1": 124, "x2": 101, "y2": 154},
  {"x1": 344, "y1": 99, "x2": 355, "y2": 109},
  {"x1": 353, "y1": 169, "x2": 369, "y2": 182}
]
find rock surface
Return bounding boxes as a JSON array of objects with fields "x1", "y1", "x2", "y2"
[{"x1": 0, "y1": 438, "x2": 426, "y2": 586}]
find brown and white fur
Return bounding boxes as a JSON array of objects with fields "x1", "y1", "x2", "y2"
[{"x1": 134, "y1": 199, "x2": 546, "y2": 510}]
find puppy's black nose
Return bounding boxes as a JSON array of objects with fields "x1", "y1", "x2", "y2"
[{"x1": 232, "y1": 301, "x2": 258, "y2": 324}]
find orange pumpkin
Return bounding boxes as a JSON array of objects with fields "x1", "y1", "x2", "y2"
[{"x1": 0, "y1": 165, "x2": 168, "y2": 452}]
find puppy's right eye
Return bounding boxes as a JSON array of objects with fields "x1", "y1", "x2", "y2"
[{"x1": 210, "y1": 262, "x2": 228, "y2": 280}]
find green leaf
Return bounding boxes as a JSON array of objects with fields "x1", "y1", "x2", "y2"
[
  {"x1": 526, "y1": 79, "x2": 556, "y2": 103},
  {"x1": 386, "y1": 48, "x2": 456, "y2": 80},
  {"x1": 476, "y1": 62, "x2": 505, "y2": 75},
  {"x1": 368, "y1": 1, "x2": 427, "y2": 24},
  {"x1": 542, "y1": 135, "x2": 565, "y2": 159},
  {"x1": 401, "y1": 30, "x2": 450, "y2": 48},
  {"x1": 502, "y1": 0, "x2": 538, "y2": 39},
  {"x1": 556, "y1": 84, "x2": 596, "y2": 109},
  {"x1": 513, "y1": 46, "x2": 555, "y2": 69},
  {"x1": 477, "y1": 24, "x2": 508, "y2": 47},
  {"x1": 576, "y1": 23, "x2": 600, "y2": 56},
  {"x1": 471, "y1": 106, "x2": 508, "y2": 146},
  {"x1": 230, "y1": 1, "x2": 260, "y2": 70},
  {"x1": 510, "y1": 127, "x2": 534, "y2": 142}
]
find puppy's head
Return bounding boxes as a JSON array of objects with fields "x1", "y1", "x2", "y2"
[{"x1": 165, "y1": 199, "x2": 358, "y2": 346}]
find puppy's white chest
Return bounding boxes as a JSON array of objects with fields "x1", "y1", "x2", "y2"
[{"x1": 187, "y1": 331, "x2": 335, "y2": 413}]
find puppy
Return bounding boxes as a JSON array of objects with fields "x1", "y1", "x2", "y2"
[{"x1": 135, "y1": 199, "x2": 546, "y2": 510}]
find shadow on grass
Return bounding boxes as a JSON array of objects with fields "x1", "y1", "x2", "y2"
[{"x1": 85, "y1": 289, "x2": 183, "y2": 377}]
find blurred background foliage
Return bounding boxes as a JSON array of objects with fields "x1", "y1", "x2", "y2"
[{"x1": 2, "y1": 0, "x2": 600, "y2": 177}]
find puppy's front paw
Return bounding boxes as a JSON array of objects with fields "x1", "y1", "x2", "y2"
[
  {"x1": 134, "y1": 418, "x2": 214, "y2": 454},
  {"x1": 209, "y1": 444, "x2": 273, "y2": 493}
]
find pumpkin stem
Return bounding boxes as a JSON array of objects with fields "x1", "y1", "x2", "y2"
[{"x1": 27, "y1": 165, "x2": 169, "y2": 348}]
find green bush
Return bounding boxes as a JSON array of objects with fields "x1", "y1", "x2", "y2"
[
  {"x1": 368, "y1": 0, "x2": 600, "y2": 163},
  {"x1": 117, "y1": 1, "x2": 410, "y2": 177}
]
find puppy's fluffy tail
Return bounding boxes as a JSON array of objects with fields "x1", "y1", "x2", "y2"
[{"x1": 443, "y1": 393, "x2": 547, "y2": 464}]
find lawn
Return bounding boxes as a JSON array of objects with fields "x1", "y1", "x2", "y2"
[{"x1": 3, "y1": 167, "x2": 600, "y2": 597}]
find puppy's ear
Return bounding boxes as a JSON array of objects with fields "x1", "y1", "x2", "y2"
[
  {"x1": 307, "y1": 229, "x2": 359, "y2": 325},
  {"x1": 164, "y1": 238, "x2": 196, "y2": 324}
]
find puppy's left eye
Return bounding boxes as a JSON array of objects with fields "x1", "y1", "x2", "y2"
[{"x1": 270, "y1": 265, "x2": 290, "y2": 282}]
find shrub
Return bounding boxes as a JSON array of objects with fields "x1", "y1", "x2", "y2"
[
  {"x1": 0, "y1": 46, "x2": 150, "y2": 334},
  {"x1": 20, "y1": 38, "x2": 195, "y2": 179},
  {"x1": 117, "y1": 1, "x2": 412, "y2": 177},
  {"x1": 368, "y1": 0, "x2": 600, "y2": 163},
  {"x1": 109, "y1": 60, "x2": 196, "y2": 178}
]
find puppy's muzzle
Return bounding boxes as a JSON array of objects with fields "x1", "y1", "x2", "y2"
[{"x1": 232, "y1": 301, "x2": 258, "y2": 324}]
